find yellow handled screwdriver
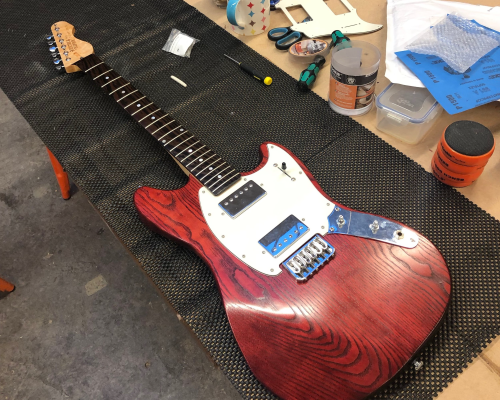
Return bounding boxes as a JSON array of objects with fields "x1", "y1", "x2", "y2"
[{"x1": 224, "y1": 54, "x2": 273, "y2": 86}]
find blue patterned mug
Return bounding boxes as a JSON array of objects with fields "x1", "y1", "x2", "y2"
[{"x1": 227, "y1": 0, "x2": 271, "y2": 36}]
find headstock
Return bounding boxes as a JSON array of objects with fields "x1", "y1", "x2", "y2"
[{"x1": 47, "y1": 21, "x2": 94, "y2": 73}]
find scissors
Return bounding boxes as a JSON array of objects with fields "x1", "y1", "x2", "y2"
[{"x1": 267, "y1": 17, "x2": 312, "y2": 51}]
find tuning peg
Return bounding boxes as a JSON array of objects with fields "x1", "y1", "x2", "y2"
[
  {"x1": 51, "y1": 52, "x2": 60, "y2": 58},
  {"x1": 55, "y1": 65, "x2": 65, "y2": 72},
  {"x1": 47, "y1": 40, "x2": 56, "y2": 46},
  {"x1": 46, "y1": 34, "x2": 53, "y2": 41},
  {"x1": 53, "y1": 58, "x2": 62, "y2": 65},
  {"x1": 49, "y1": 46, "x2": 58, "y2": 53}
]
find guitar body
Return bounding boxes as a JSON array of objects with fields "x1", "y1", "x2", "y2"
[{"x1": 134, "y1": 142, "x2": 451, "y2": 400}]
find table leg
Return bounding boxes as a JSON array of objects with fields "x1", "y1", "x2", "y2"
[
  {"x1": 0, "y1": 277, "x2": 15, "y2": 299},
  {"x1": 46, "y1": 148, "x2": 71, "y2": 200}
]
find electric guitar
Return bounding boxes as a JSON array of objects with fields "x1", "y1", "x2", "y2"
[{"x1": 48, "y1": 22, "x2": 451, "y2": 400}]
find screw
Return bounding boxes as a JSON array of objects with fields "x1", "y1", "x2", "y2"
[
  {"x1": 202, "y1": 191, "x2": 205, "y2": 193},
  {"x1": 222, "y1": 235, "x2": 225, "y2": 238},
  {"x1": 413, "y1": 360, "x2": 424, "y2": 371},
  {"x1": 208, "y1": 213, "x2": 211, "y2": 216},
  {"x1": 262, "y1": 251, "x2": 265, "y2": 254},
  {"x1": 270, "y1": 269, "x2": 274, "y2": 272},
  {"x1": 273, "y1": 163, "x2": 277, "y2": 167},
  {"x1": 327, "y1": 203, "x2": 330, "y2": 206},
  {"x1": 330, "y1": 227, "x2": 334, "y2": 232},
  {"x1": 321, "y1": 226, "x2": 325, "y2": 229},
  {"x1": 335, "y1": 207, "x2": 340, "y2": 211},
  {"x1": 242, "y1": 255, "x2": 246, "y2": 258},
  {"x1": 302, "y1": 218, "x2": 305, "y2": 221},
  {"x1": 291, "y1": 178, "x2": 296, "y2": 182},
  {"x1": 299, "y1": 171, "x2": 303, "y2": 174}
]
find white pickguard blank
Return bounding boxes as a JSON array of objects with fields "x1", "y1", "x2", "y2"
[{"x1": 199, "y1": 144, "x2": 332, "y2": 276}]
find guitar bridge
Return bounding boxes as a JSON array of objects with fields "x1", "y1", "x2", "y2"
[{"x1": 283, "y1": 235, "x2": 335, "y2": 281}]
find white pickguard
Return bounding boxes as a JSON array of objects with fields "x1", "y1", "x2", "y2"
[{"x1": 199, "y1": 144, "x2": 332, "y2": 276}]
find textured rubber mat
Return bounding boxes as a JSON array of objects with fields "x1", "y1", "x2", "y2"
[{"x1": 1, "y1": 1, "x2": 499, "y2": 399}]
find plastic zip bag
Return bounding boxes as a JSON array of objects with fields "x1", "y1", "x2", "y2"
[{"x1": 163, "y1": 29, "x2": 199, "y2": 58}]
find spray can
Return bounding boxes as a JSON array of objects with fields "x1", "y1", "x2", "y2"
[{"x1": 329, "y1": 41, "x2": 381, "y2": 116}]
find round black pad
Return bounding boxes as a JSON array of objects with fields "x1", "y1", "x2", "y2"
[{"x1": 445, "y1": 121, "x2": 494, "y2": 156}]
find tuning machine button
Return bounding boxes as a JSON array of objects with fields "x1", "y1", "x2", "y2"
[
  {"x1": 51, "y1": 52, "x2": 60, "y2": 58},
  {"x1": 47, "y1": 40, "x2": 56, "y2": 46},
  {"x1": 46, "y1": 34, "x2": 53, "y2": 41},
  {"x1": 53, "y1": 58, "x2": 62, "y2": 65},
  {"x1": 55, "y1": 65, "x2": 65, "y2": 72},
  {"x1": 49, "y1": 46, "x2": 58, "y2": 53}
]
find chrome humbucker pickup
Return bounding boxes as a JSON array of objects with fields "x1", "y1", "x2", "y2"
[
  {"x1": 218, "y1": 180, "x2": 267, "y2": 218},
  {"x1": 283, "y1": 235, "x2": 335, "y2": 281}
]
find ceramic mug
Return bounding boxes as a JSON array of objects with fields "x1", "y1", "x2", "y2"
[{"x1": 227, "y1": 0, "x2": 271, "y2": 36}]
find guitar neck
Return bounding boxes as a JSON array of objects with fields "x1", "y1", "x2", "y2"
[{"x1": 74, "y1": 54, "x2": 241, "y2": 196}]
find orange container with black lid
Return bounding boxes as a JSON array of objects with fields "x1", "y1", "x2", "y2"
[{"x1": 432, "y1": 121, "x2": 494, "y2": 187}]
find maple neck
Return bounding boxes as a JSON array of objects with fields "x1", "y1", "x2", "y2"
[{"x1": 74, "y1": 54, "x2": 241, "y2": 196}]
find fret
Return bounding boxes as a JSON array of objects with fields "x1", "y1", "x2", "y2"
[
  {"x1": 212, "y1": 171, "x2": 240, "y2": 192},
  {"x1": 144, "y1": 113, "x2": 167, "y2": 127},
  {"x1": 101, "y1": 76, "x2": 121, "y2": 87},
  {"x1": 158, "y1": 125, "x2": 182, "y2": 141},
  {"x1": 124, "y1": 95, "x2": 146, "y2": 109},
  {"x1": 170, "y1": 136, "x2": 193, "y2": 152},
  {"x1": 181, "y1": 145, "x2": 206, "y2": 162},
  {"x1": 75, "y1": 53, "x2": 241, "y2": 196},
  {"x1": 85, "y1": 61, "x2": 104, "y2": 72},
  {"x1": 185, "y1": 149, "x2": 212, "y2": 167},
  {"x1": 131, "y1": 102, "x2": 154, "y2": 116},
  {"x1": 203, "y1": 164, "x2": 231, "y2": 185},
  {"x1": 176, "y1": 140, "x2": 200, "y2": 158},
  {"x1": 116, "y1": 89, "x2": 138, "y2": 102},
  {"x1": 139, "y1": 110, "x2": 161, "y2": 123},
  {"x1": 194, "y1": 156, "x2": 220, "y2": 175},
  {"x1": 197, "y1": 159, "x2": 228, "y2": 181},
  {"x1": 93, "y1": 69, "x2": 113, "y2": 80},
  {"x1": 208, "y1": 169, "x2": 236, "y2": 190},
  {"x1": 109, "y1": 82, "x2": 130, "y2": 95},
  {"x1": 162, "y1": 129, "x2": 184, "y2": 145}
]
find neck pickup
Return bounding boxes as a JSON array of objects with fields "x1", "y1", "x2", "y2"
[{"x1": 74, "y1": 54, "x2": 241, "y2": 196}]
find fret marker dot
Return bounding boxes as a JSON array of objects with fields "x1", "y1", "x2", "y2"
[
  {"x1": 105, "y1": 76, "x2": 109, "y2": 80},
  {"x1": 188, "y1": 149, "x2": 193, "y2": 153},
  {"x1": 137, "y1": 104, "x2": 141, "y2": 107},
  {"x1": 121, "y1": 90, "x2": 126, "y2": 94},
  {"x1": 218, "y1": 175, "x2": 222, "y2": 178},
  {"x1": 209, "y1": 167, "x2": 213, "y2": 170},
  {"x1": 180, "y1": 128, "x2": 184, "y2": 132},
  {"x1": 151, "y1": 116, "x2": 155, "y2": 120},
  {"x1": 162, "y1": 140, "x2": 166, "y2": 143},
  {"x1": 199, "y1": 159, "x2": 203, "y2": 162}
]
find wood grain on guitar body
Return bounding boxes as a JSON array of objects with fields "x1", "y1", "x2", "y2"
[{"x1": 49, "y1": 21, "x2": 451, "y2": 400}]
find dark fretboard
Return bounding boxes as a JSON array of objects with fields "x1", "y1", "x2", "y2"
[{"x1": 75, "y1": 54, "x2": 241, "y2": 196}]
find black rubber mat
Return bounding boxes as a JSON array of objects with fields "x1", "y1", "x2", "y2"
[{"x1": 1, "y1": 1, "x2": 499, "y2": 399}]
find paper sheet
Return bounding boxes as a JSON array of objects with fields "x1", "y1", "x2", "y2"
[{"x1": 386, "y1": 0, "x2": 500, "y2": 87}]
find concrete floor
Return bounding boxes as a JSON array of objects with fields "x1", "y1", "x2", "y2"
[{"x1": 0, "y1": 88, "x2": 241, "y2": 399}]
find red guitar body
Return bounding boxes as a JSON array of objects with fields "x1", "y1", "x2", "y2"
[{"x1": 134, "y1": 142, "x2": 451, "y2": 400}]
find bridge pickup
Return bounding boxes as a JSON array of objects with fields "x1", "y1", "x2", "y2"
[
  {"x1": 259, "y1": 215, "x2": 309, "y2": 257},
  {"x1": 283, "y1": 235, "x2": 335, "y2": 281},
  {"x1": 218, "y1": 180, "x2": 266, "y2": 218}
]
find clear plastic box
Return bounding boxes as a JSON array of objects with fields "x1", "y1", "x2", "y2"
[{"x1": 375, "y1": 83, "x2": 443, "y2": 144}]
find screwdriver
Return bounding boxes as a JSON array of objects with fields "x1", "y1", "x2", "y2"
[
  {"x1": 224, "y1": 54, "x2": 273, "y2": 86},
  {"x1": 297, "y1": 55, "x2": 326, "y2": 92}
]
